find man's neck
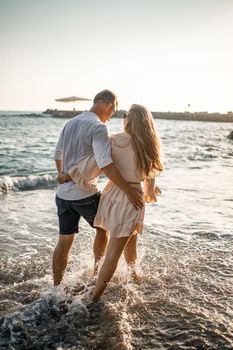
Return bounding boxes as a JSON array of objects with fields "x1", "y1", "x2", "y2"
[{"x1": 90, "y1": 106, "x2": 105, "y2": 123}]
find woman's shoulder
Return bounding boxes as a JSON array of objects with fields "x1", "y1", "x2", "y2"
[{"x1": 111, "y1": 132, "x2": 131, "y2": 147}]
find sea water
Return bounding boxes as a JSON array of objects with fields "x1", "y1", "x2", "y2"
[{"x1": 0, "y1": 112, "x2": 232, "y2": 349}]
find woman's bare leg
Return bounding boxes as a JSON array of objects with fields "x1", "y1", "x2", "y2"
[
  {"x1": 124, "y1": 234, "x2": 140, "y2": 280},
  {"x1": 124, "y1": 234, "x2": 137, "y2": 266},
  {"x1": 93, "y1": 228, "x2": 109, "y2": 275},
  {"x1": 91, "y1": 236, "x2": 130, "y2": 301}
]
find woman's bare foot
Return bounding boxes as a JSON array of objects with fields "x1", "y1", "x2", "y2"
[{"x1": 129, "y1": 267, "x2": 143, "y2": 282}]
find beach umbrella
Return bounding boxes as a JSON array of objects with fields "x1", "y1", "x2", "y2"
[{"x1": 55, "y1": 96, "x2": 92, "y2": 110}]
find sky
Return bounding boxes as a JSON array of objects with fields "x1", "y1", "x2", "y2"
[{"x1": 0, "y1": 0, "x2": 233, "y2": 112}]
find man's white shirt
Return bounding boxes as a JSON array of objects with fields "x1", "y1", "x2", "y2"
[{"x1": 54, "y1": 111, "x2": 113, "y2": 200}]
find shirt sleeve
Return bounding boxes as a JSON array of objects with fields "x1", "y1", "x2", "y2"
[
  {"x1": 54, "y1": 128, "x2": 64, "y2": 160},
  {"x1": 92, "y1": 124, "x2": 113, "y2": 168}
]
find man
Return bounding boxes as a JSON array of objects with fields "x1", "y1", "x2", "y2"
[{"x1": 53, "y1": 90, "x2": 143, "y2": 286}]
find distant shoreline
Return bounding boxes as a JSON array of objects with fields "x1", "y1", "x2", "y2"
[
  {"x1": 43, "y1": 109, "x2": 233, "y2": 123},
  {"x1": 151, "y1": 111, "x2": 233, "y2": 123}
]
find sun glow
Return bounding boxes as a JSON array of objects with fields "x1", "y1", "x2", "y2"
[{"x1": 0, "y1": 0, "x2": 232, "y2": 112}]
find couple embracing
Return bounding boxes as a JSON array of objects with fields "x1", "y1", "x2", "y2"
[{"x1": 53, "y1": 90, "x2": 163, "y2": 301}]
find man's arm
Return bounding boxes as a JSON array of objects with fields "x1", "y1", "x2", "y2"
[
  {"x1": 55, "y1": 159, "x2": 62, "y2": 175},
  {"x1": 92, "y1": 124, "x2": 143, "y2": 209},
  {"x1": 54, "y1": 127, "x2": 65, "y2": 176},
  {"x1": 101, "y1": 163, "x2": 144, "y2": 210}
]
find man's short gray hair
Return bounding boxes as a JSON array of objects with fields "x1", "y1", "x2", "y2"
[{"x1": 93, "y1": 90, "x2": 118, "y2": 106}]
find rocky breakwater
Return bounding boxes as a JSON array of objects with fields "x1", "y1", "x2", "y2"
[
  {"x1": 151, "y1": 111, "x2": 233, "y2": 123},
  {"x1": 43, "y1": 109, "x2": 233, "y2": 123},
  {"x1": 43, "y1": 109, "x2": 83, "y2": 118}
]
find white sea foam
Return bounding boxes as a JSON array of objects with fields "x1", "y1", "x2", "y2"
[{"x1": 0, "y1": 174, "x2": 56, "y2": 193}]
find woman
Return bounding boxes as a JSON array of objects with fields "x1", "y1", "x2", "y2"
[
  {"x1": 58, "y1": 104, "x2": 163, "y2": 300},
  {"x1": 90, "y1": 104, "x2": 163, "y2": 301}
]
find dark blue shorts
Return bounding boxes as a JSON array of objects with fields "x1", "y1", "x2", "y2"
[{"x1": 55, "y1": 192, "x2": 100, "y2": 235}]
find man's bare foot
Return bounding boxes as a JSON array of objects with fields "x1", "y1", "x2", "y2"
[{"x1": 93, "y1": 264, "x2": 98, "y2": 276}]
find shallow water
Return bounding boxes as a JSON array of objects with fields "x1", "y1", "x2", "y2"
[{"x1": 0, "y1": 112, "x2": 232, "y2": 349}]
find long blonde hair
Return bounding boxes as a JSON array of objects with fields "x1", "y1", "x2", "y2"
[{"x1": 124, "y1": 104, "x2": 163, "y2": 179}]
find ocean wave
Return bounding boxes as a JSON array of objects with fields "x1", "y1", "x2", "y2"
[
  {"x1": 0, "y1": 174, "x2": 56, "y2": 193},
  {"x1": 0, "y1": 112, "x2": 47, "y2": 118}
]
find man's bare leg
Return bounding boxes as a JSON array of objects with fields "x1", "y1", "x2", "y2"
[
  {"x1": 52, "y1": 234, "x2": 74, "y2": 286},
  {"x1": 93, "y1": 228, "x2": 109, "y2": 275}
]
